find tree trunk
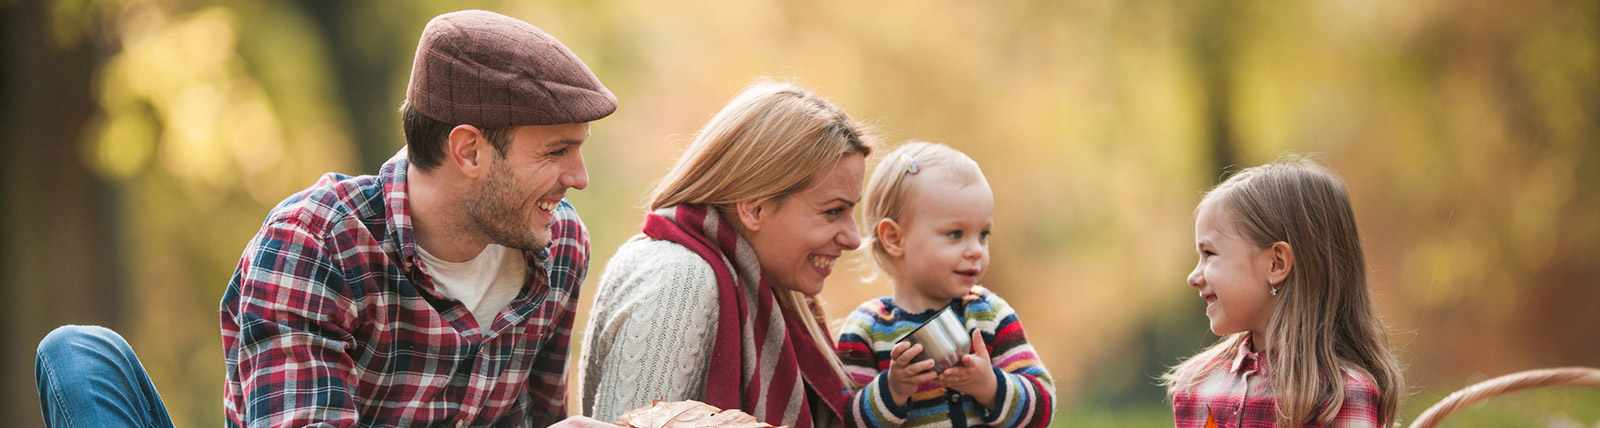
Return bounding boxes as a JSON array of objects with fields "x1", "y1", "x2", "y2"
[{"x1": 0, "y1": 0, "x2": 123, "y2": 425}]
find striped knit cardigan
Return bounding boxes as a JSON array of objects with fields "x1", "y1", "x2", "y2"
[{"x1": 836, "y1": 287, "x2": 1055, "y2": 428}]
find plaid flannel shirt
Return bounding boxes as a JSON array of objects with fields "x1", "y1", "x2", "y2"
[
  {"x1": 1172, "y1": 337, "x2": 1382, "y2": 428},
  {"x1": 221, "y1": 152, "x2": 589, "y2": 428}
]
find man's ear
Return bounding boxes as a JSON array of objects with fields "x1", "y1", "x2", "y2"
[
  {"x1": 734, "y1": 197, "x2": 774, "y2": 232},
  {"x1": 446, "y1": 125, "x2": 485, "y2": 178},
  {"x1": 1267, "y1": 241, "x2": 1294, "y2": 286},
  {"x1": 877, "y1": 218, "x2": 907, "y2": 258}
]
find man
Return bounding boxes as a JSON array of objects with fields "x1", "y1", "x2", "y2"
[{"x1": 36, "y1": 10, "x2": 617, "y2": 427}]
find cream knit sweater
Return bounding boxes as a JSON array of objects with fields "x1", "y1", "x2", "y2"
[{"x1": 577, "y1": 234, "x2": 720, "y2": 422}]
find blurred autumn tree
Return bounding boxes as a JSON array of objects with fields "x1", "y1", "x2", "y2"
[{"x1": 2, "y1": 0, "x2": 1596, "y2": 426}]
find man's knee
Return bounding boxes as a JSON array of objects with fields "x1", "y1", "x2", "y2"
[{"x1": 37, "y1": 325, "x2": 132, "y2": 367}]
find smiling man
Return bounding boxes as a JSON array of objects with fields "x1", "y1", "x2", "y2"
[{"x1": 35, "y1": 10, "x2": 617, "y2": 428}]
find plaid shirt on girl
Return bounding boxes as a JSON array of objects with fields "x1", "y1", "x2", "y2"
[
  {"x1": 1171, "y1": 337, "x2": 1382, "y2": 428},
  {"x1": 221, "y1": 152, "x2": 589, "y2": 428}
]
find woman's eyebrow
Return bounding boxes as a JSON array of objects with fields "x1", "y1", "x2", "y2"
[{"x1": 820, "y1": 197, "x2": 857, "y2": 207}]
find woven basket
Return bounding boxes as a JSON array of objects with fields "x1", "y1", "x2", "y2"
[{"x1": 1408, "y1": 367, "x2": 1600, "y2": 428}]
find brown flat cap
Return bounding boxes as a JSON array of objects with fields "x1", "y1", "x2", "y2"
[{"x1": 406, "y1": 10, "x2": 617, "y2": 127}]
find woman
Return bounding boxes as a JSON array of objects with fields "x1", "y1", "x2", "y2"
[{"x1": 577, "y1": 81, "x2": 875, "y2": 428}]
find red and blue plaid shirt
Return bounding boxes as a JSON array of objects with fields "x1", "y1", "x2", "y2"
[
  {"x1": 1172, "y1": 337, "x2": 1382, "y2": 428},
  {"x1": 221, "y1": 151, "x2": 589, "y2": 428}
]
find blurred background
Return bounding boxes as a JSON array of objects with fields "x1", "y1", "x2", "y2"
[{"x1": 3, "y1": 0, "x2": 1599, "y2": 426}]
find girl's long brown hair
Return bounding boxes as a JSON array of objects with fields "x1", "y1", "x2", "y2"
[{"x1": 1162, "y1": 156, "x2": 1403, "y2": 427}]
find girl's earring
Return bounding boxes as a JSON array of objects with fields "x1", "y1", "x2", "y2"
[{"x1": 1270, "y1": 285, "x2": 1280, "y2": 296}]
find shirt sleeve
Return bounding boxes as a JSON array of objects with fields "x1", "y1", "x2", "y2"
[
  {"x1": 222, "y1": 218, "x2": 360, "y2": 428},
  {"x1": 838, "y1": 305, "x2": 909, "y2": 428},
  {"x1": 579, "y1": 241, "x2": 721, "y2": 422},
  {"x1": 1327, "y1": 372, "x2": 1383, "y2": 428},
  {"x1": 524, "y1": 300, "x2": 579, "y2": 426},
  {"x1": 969, "y1": 292, "x2": 1056, "y2": 428},
  {"x1": 524, "y1": 204, "x2": 590, "y2": 426}
]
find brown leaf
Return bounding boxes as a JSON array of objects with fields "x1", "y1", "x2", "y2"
[{"x1": 613, "y1": 400, "x2": 782, "y2": 428}]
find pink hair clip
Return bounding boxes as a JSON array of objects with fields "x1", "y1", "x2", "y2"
[{"x1": 902, "y1": 154, "x2": 920, "y2": 175}]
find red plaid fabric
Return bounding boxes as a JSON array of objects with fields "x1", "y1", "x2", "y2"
[
  {"x1": 221, "y1": 151, "x2": 589, "y2": 428},
  {"x1": 1172, "y1": 337, "x2": 1382, "y2": 428}
]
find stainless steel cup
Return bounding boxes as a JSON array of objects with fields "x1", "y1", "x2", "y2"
[{"x1": 897, "y1": 306, "x2": 971, "y2": 373}]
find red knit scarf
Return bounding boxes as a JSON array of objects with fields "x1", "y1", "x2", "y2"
[{"x1": 642, "y1": 205, "x2": 846, "y2": 428}]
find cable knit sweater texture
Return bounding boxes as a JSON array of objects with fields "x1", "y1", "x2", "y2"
[{"x1": 577, "y1": 234, "x2": 720, "y2": 422}]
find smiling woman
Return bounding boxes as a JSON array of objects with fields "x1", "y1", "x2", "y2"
[{"x1": 576, "y1": 81, "x2": 875, "y2": 428}]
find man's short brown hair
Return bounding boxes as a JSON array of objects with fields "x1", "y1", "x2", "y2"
[{"x1": 401, "y1": 100, "x2": 515, "y2": 171}]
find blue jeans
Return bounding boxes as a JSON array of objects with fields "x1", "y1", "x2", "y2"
[{"x1": 35, "y1": 325, "x2": 175, "y2": 428}]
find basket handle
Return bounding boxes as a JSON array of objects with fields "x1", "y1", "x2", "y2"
[{"x1": 1408, "y1": 367, "x2": 1600, "y2": 428}]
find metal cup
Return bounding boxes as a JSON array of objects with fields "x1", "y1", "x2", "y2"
[{"x1": 896, "y1": 306, "x2": 971, "y2": 373}]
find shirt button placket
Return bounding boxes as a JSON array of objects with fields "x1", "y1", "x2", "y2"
[{"x1": 945, "y1": 392, "x2": 965, "y2": 428}]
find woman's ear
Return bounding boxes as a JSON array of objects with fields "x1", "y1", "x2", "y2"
[
  {"x1": 1267, "y1": 241, "x2": 1294, "y2": 286},
  {"x1": 446, "y1": 125, "x2": 486, "y2": 177},
  {"x1": 735, "y1": 198, "x2": 774, "y2": 232},
  {"x1": 877, "y1": 218, "x2": 907, "y2": 258}
]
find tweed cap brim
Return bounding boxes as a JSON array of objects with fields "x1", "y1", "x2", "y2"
[{"x1": 406, "y1": 10, "x2": 617, "y2": 127}]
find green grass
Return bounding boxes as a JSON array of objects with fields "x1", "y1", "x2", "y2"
[{"x1": 1052, "y1": 403, "x2": 1173, "y2": 427}]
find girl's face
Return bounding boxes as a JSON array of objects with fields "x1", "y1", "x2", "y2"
[
  {"x1": 743, "y1": 154, "x2": 866, "y2": 296},
  {"x1": 1188, "y1": 200, "x2": 1276, "y2": 339},
  {"x1": 893, "y1": 174, "x2": 993, "y2": 311}
]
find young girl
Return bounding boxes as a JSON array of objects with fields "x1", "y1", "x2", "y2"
[
  {"x1": 836, "y1": 141, "x2": 1055, "y2": 428},
  {"x1": 1163, "y1": 157, "x2": 1403, "y2": 428}
]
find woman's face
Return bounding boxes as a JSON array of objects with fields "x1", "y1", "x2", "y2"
[{"x1": 742, "y1": 154, "x2": 866, "y2": 296}]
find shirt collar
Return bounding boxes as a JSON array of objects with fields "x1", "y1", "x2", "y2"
[
  {"x1": 1230, "y1": 334, "x2": 1264, "y2": 374},
  {"x1": 380, "y1": 149, "x2": 422, "y2": 274},
  {"x1": 380, "y1": 149, "x2": 552, "y2": 277}
]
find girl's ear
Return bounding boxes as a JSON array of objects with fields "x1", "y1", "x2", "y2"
[
  {"x1": 735, "y1": 198, "x2": 774, "y2": 232},
  {"x1": 446, "y1": 125, "x2": 486, "y2": 178},
  {"x1": 1267, "y1": 241, "x2": 1294, "y2": 286},
  {"x1": 877, "y1": 218, "x2": 906, "y2": 258}
]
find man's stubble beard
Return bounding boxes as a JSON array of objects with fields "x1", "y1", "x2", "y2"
[{"x1": 464, "y1": 160, "x2": 550, "y2": 251}]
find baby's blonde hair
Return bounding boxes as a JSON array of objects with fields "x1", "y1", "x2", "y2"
[
  {"x1": 861, "y1": 141, "x2": 985, "y2": 273},
  {"x1": 1162, "y1": 155, "x2": 1402, "y2": 427}
]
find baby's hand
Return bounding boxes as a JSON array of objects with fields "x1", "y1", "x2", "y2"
[
  {"x1": 887, "y1": 341, "x2": 938, "y2": 406},
  {"x1": 932, "y1": 330, "x2": 998, "y2": 409}
]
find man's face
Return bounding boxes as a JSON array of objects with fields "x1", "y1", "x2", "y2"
[{"x1": 465, "y1": 122, "x2": 590, "y2": 251}]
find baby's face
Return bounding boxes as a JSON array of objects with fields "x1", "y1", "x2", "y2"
[{"x1": 895, "y1": 174, "x2": 994, "y2": 303}]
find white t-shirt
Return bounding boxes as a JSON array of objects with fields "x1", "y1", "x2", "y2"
[{"x1": 416, "y1": 243, "x2": 527, "y2": 333}]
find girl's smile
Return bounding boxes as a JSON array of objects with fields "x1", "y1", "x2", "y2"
[{"x1": 1188, "y1": 200, "x2": 1276, "y2": 339}]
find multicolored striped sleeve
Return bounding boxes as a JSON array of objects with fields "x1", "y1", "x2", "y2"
[
  {"x1": 966, "y1": 291, "x2": 1055, "y2": 428},
  {"x1": 837, "y1": 300, "x2": 908, "y2": 428}
]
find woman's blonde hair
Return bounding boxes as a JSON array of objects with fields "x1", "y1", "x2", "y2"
[
  {"x1": 861, "y1": 141, "x2": 984, "y2": 274},
  {"x1": 650, "y1": 80, "x2": 874, "y2": 382},
  {"x1": 1161, "y1": 155, "x2": 1403, "y2": 427}
]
